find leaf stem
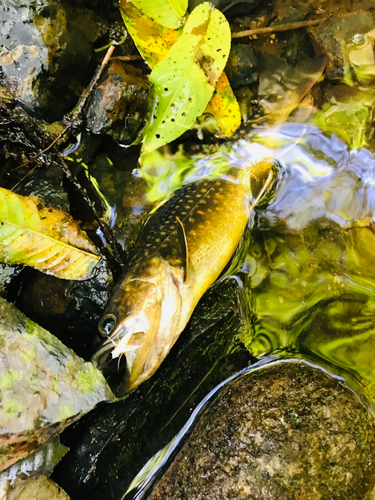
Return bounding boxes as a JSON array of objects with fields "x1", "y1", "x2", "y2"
[{"x1": 231, "y1": 17, "x2": 329, "y2": 39}]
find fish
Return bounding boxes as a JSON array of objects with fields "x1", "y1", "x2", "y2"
[{"x1": 92, "y1": 159, "x2": 277, "y2": 393}]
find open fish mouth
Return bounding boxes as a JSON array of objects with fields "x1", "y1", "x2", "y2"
[{"x1": 92, "y1": 321, "x2": 146, "y2": 374}]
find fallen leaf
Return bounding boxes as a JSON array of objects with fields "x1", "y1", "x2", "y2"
[
  {"x1": 131, "y1": 0, "x2": 187, "y2": 29},
  {"x1": 205, "y1": 72, "x2": 241, "y2": 136},
  {"x1": 141, "y1": 2, "x2": 231, "y2": 155},
  {"x1": 120, "y1": 0, "x2": 181, "y2": 69},
  {"x1": 0, "y1": 187, "x2": 100, "y2": 280}
]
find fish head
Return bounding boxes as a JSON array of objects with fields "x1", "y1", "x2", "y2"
[{"x1": 93, "y1": 255, "x2": 184, "y2": 392}]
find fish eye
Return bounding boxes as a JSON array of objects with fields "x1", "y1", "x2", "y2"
[{"x1": 99, "y1": 314, "x2": 117, "y2": 337}]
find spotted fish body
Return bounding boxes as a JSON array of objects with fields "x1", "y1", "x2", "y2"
[{"x1": 94, "y1": 160, "x2": 275, "y2": 392}]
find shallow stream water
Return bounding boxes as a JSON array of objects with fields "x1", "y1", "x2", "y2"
[
  {"x1": 125, "y1": 123, "x2": 375, "y2": 497},
  {"x1": 239, "y1": 124, "x2": 375, "y2": 405}
]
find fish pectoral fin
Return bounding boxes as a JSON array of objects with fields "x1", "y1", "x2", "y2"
[{"x1": 176, "y1": 216, "x2": 189, "y2": 282}]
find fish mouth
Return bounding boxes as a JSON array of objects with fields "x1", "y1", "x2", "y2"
[
  {"x1": 91, "y1": 326, "x2": 145, "y2": 375},
  {"x1": 91, "y1": 339, "x2": 120, "y2": 373}
]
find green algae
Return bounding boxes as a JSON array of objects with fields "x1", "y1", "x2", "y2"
[
  {"x1": 58, "y1": 403, "x2": 74, "y2": 421},
  {"x1": 73, "y1": 364, "x2": 105, "y2": 394},
  {"x1": 1, "y1": 400, "x2": 26, "y2": 418},
  {"x1": 0, "y1": 368, "x2": 22, "y2": 391}
]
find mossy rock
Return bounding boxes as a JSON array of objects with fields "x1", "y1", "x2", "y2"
[{"x1": 150, "y1": 361, "x2": 375, "y2": 500}]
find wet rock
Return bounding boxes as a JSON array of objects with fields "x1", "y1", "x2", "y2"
[
  {"x1": 226, "y1": 45, "x2": 258, "y2": 89},
  {"x1": 86, "y1": 62, "x2": 149, "y2": 145},
  {"x1": 0, "y1": 0, "x2": 107, "y2": 121},
  {"x1": 0, "y1": 298, "x2": 114, "y2": 472},
  {"x1": 0, "y1": 437, "x2": 68, "y2": 487},
  {"x1": 15, "y1": 164, "x2": 69, "y2": 213},
  {"x1": 16, "y1": 260, "x2": 112, "y2": 359},
  {"x1": 2, "y1": 474, "x2": 70, "y2": 500},
  {"x1": 149, "y1": 361, "x2": 375, "y2": 500},
  {"x1": 0, "y1": 265, "x2": 22, "y2": 300},
  {"x1": 309, "y1": 12, "x2": 375, "y2": 80}
]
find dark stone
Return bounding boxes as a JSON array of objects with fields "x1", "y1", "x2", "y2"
[
  {"x1": 226, "y1": 44, "x2": 258, "y2": 89},
  {"x1": 149, "y1": 362, "x2": 375, "y2": 500},
  {"x1": 16, "y1": 260, "x2": 112, "y2": 360},
  {"x1": 86, "y1": 62, "x2": 149, "y2": 145},
  {"x1": 15, "y1": 164, "x2": 70, "y2": 213}
]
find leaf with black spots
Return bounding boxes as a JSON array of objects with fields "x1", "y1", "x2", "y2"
[
  {"x1": 131, "y1": 0, "x2": 187, "y2": 29},
  {"x1": 141, "y1": 2, "x2": 231, "y2": 155}
]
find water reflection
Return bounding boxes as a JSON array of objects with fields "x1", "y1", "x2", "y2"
[
  {"x1": 239, "y1": 123, "x2": 375, "y2": 404},
  {"x1": 125, "y1": 123, "x2": 375, "y2": 497}
]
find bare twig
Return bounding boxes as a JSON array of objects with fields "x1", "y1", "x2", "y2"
[
  {"x1": 15, "y1": 125, "x2": 70, "y2": 171},
  {"x1": 110, "y1": 55, "x2": 142, "y2": 62},
  {"x1": 14, "y1": 44, "x2": 116, "y2": 174},
  {"x1": 11, "y1": 163, "x2": 39, "y2": 191},
  {"x1": 231, "y1": 17, "x2": 329, "y2": 39},
  {"x1": 72, "y1": 45, "x2": 115, "y2": 119}
]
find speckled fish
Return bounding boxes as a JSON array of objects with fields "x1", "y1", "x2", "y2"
[{"x1": 92, "y1": 159, "x2": 277, "y2": 392}]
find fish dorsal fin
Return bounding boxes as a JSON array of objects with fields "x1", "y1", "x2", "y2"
[{"x1": 176, "y1": 216, "x2": 189, "y2": 282}]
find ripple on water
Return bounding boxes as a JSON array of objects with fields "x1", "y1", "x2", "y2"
[{"x1": 235, "y1": 124, "x2": 375, "y2": 405}]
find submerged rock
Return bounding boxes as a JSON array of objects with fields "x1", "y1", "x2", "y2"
[
  {"x1": 149, "y1": 361, "x2": 375, "y2": 500},
  {"x1": 309, "y1": 11, "x2": 375, "y2": 81},
  {"x1": 0, "y1": 298, "x2": 114, "y2": 472},
  {"x1": 226, "y1": 44, "x2": 258, "y2": 89}
]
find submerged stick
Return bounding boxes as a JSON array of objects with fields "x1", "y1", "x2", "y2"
[{"x1": 232, "y1": 17, "x2": 328, "y2": 39}]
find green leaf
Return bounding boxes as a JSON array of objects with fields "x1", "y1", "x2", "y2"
[
  {"x1": 0, "y1": 187, "x2": 100, "y2": 280},
  {"x1": 141, "y1": 2, "x2": 231, "y2": 155},
  {"x1": 120, "y1": 0, "x2": 181, "y2": 69},
  {"x1": 131, "y1": 0, "x2": 187, "y2": 29},
  {"x1": 205, "y1": 72, "x2": 241, "y2": 137}
]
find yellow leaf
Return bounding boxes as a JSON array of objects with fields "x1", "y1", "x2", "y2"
[
  {"x1": 120, "y1": 0, "x2": 181, "y2": 69},
  {"x1": 205, "y1": 72, "x2": 241, "y2": 137},
  {"x1": 141, "y1": 2, "x2": 231, "y2": 154},
  {"x1": 0, "y1": 188, "x2": 100, "y2": 280},
  {"x1": 131, "y1": 0, "x2": 187, "y2": 29}
]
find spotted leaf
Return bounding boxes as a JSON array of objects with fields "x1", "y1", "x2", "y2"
[
  {"x1": 141, "y1": 2, "x2": 231, "y2": 155},
  {"x1": 131, "y1": 0, "x2": 187, "y2": 29},
  {"x1": 205, "y1": 72, "x2": 241, "y2": 137},
  {"x1": 0, "y1": 188, "x2": 100, "y2": 280},
  {"x1": 120, "y1": 0, "x2": 181, "y2": 69}
]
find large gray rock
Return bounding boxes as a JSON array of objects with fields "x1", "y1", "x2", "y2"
[
  {"x1": 149, "y1": 361, "x2": 375, "y2": 500},
  {"x1": 0, "y1": 298, "x2": 114, "y2": 471}
]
